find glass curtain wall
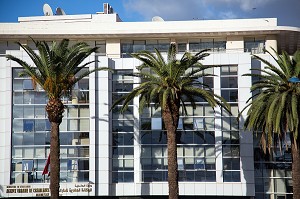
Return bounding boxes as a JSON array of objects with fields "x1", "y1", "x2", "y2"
[
  {"x1": 251, "y1": 63, "x2": 293, "y2": 199},
  {"x1": 220, "y1": 65, "x2": 241, "y2": 182},
  {"x1": 121, "y1": 40, "x2": 170, "y2": 57},
  {"x1": 140, "y1": 67, "x2": 217, "y2": 182},
  {"x1": 11, "y1": 68, "x2": 90, "y2": 183},
  {"x1": 111, "y1": 70, "x2": 134, "y2": 182},
  {"x1": 254, "y1": 133, "x2": 293, "y2": 199},
  {"x1": 140, "y1": 105, "x2": 168, "y2": 182},
  {"x1": 189, "y1": 39, "x2": 226, "y2": 52}
]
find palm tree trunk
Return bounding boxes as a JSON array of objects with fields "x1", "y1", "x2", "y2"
[
  {"x1": 292, "y1": 138, "x2": 300, "y2": 199},
  {"x1": 50, "y1": 122, "x2": 60, "y2": 199},
  {"x1": 166, "y1": 126, "x2": 178, "y2": 199},
  {"x1": 162, "y1": 100, "x2": 180, "y2": 199},
  {"x1": 46, "y1": 98, "x2": 64, "y2": 199}
]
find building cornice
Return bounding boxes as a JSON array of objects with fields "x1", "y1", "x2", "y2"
[{"x1": 0, "y1": 17, "x2": 299, "y2": 40}]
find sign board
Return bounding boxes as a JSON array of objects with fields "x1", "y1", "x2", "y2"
[{"x1": 5, "y1": 183, "x2": 94, "y2": 197}]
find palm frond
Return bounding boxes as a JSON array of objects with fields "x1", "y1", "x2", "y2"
[
  {"x1": 112, "y1": 44, "x2": 229, "y2": 141},
  {"x1": 7, "y1": 38, "x2": 102, "y2": 99},
  {"x1": 243, "y1": 48, "x2": 300, "y2": 152}
]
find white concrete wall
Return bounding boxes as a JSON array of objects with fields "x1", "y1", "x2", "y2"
[
  {"x1": 94, "y1": 57, "x2": 111, "y2": 196},
  {"x1": 237, "y1": 54, "x2": 255, "y2": 197},
  {"x1": 265, "y1": 35, "x2": 278, "y2": 54},
  {"x1": 106, "y1": 39, "x2": 121, "y2": 58},
  {"x1": 19, "y1": 13, "x2": 120, "y2": 23},
  {"x1": 87, "y1": 53, "x2": 97, "y2": 196},
  {"x1": 0, "y1": 54, "x2": 10, "y2": 197},
  {"x1": 226, "y1": 36, "x2": 244, "y2": 52},
  {"x1": 0, "y1": 52, "x2": 13, "y2": 197}
]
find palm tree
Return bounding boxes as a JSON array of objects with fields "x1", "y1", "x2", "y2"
[
  {"x1": 112, "y1": 43, "x2": 230, "y2": 199},
  {"x1": 242, "y1": 49, "x2": 300, "y2": 199},
  {"x1": 7, "y1": 39, "x2": 109, "y2": 199}
]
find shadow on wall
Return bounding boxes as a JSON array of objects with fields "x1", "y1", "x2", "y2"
[
  {"x1": 0, "y1": 185, "x2": 4, "y2": 197},
  {"x1": 239, "y1": 115, "x2": 255, "y2": 197},
  {"x1": 237, "y1": 58, "x2": 262, "y2": 197}
]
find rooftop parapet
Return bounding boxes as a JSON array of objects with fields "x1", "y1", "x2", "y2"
[{"x1": 18, "y1": 2, "x2": 122, "y2": 23}]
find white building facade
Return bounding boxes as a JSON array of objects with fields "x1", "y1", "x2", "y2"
[{"x1": 0, "y1": 4, "x2": 299, "y2": 198}]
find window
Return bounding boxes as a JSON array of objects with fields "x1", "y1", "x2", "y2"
[
  {"x1": 95, "y1": 40, "x2": 106, "y2": 55},
  {"x1": 112, "y1": 172, "x2": 134, "y2": 183},
  {"x1": 133, "y1": 40, "x2": 145, "y2": 52},
  {"x1": 221, "y1": 65, "x2": 237, "y2": 76},
  {"x1": 178, "y1": 157, "x2": 216, "y2": 181},
  {"x1": 121, "y1": 40, "x2": 170, "y2": 55},
  {"x1": 23, "y1": 80, "x2": 34, "y2": 90},
  {"x1": 220, "y1": 65, "x2": 240, "y2": 182},
  {"x1": 195, "y1": 158, "x2": 205, "y2": 170},
  {"x1": 223, "y1": 171, "x2": 240, "y2": 182},
  {"x1": 188, "y1": 38, "x2": 226, "y2": 52},
  {"x1": 244, "y1": 37, "x2": 265, "y2": 54},
  {"x1": 112, "y1": 133, "x2": 134, "y2": 146},
  {"x1": 157, "y1": 40, "x2": 170, "y2": 52},
  {"x1": 220, "y1": 65, "x2": 238, "y2": 102},
  {"x1": 194, "y1": 118, "x2": 205, "y2": 129},
  {"x1": 182, "y1": 117, "x2": 215, "y2": 131},
  {"x1": 254, "y1": 132, "x2": 293, "y2": 198},
  {"x1": 145, "y1": 40, "x2": 158, "y2": 52},
  {"x1": 177, "y1": 43, "x2": 187, "y2": 52},
  {"x1": 112, "y1": 119, "x2": 134, "y2": 132},
  {"x1": 111, "y1": 70, "x2": 134, "y2": 182},
  {"x1": 23, "y1": 120, "x2": 34, "y2": 132},
  {"x1": 112, "y1": 106, "x2": 133, "y2": 119},
  {"x1": 222, "y1": 131, "x2": 240, "y2": 182},
  {"x1": 121, "y1": 41, "x2": 133, "y2": 57},
  {"x1": 151, "y1": 118, "x2": 162, "y2": 130}
]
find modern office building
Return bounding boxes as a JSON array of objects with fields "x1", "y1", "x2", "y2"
[{"x1": 0, "y1": 3, "x2": 299, "y2": 198}]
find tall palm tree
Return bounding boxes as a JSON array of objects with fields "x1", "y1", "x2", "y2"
[
  {"x1": 112, "y1": 43, "x2": 230, "y2": 199},
  {"x1": 243, "y1": 49, "x2": 300, "y2": 199},
  {"x1": 7, "y1": 39, "x2": 109, "y2": 199}
]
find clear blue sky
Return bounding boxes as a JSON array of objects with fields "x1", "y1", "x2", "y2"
[
  {"x1": 0, "y1": 0, "x2": 299, "y2": 27},
  {"x1": 0, "y1": 0, "x2": 144, "y2": 22}
]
